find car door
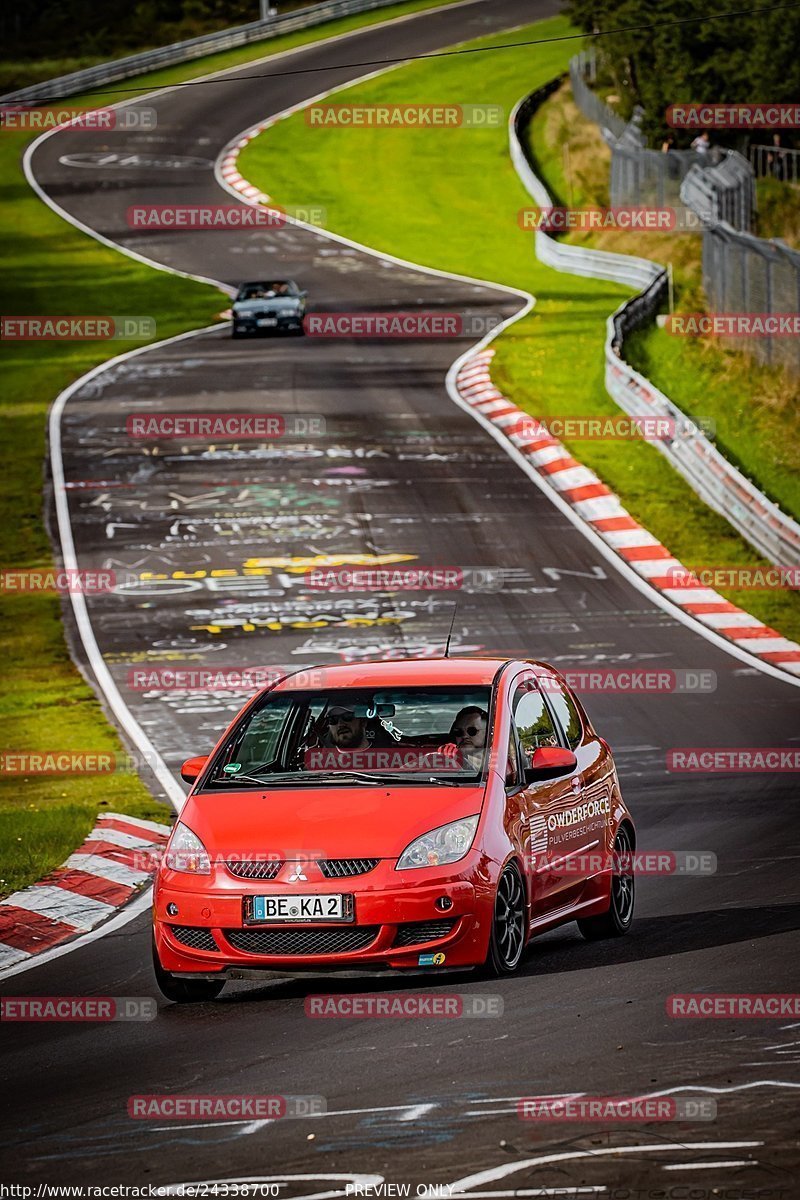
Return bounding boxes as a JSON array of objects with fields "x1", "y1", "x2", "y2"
[
  {"x1": 539, "y1": 672, "x2": 612, "y2": 903},
  {"x1": 511, "y1": 676, "x2": 585, "y2": 914}
]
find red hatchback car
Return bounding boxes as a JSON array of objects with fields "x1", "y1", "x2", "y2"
[{"x1": 152, "y1": 658, "x2": 635, "y2": 1001}]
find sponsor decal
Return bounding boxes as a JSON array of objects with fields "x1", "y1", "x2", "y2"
[{"x1": 547, "y1": 797, "x2": 610, "y2": 831}]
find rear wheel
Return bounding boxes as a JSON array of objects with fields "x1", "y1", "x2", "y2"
[
  {"x1": 485, "y1": 863, "x2": 526, "y2": 976},
  {"x1": 577, "y1": 824, "x2": 635, "y2": 940},
  {"x1": 152, "y1": 935, "x2": 225, "y2": 1003}
]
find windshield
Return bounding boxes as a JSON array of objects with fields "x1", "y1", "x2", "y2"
[
  {"x1": 203, "y1": 686, "x2": 493, "y2": 788},
  {"x1": 237, "y1": 281, "x2": 295, "y2": 300}
]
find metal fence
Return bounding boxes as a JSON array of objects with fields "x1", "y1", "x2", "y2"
[
  {"x1": 510, "y1": 83, "x2": 800, "y2": 567},
  {"x1": 571, "y1": 50, "x2": 799, "y2": 375},
  {"x1": 568, "y1": 51, "x2": 628, "y2": 141},
  {"x1": 750, "y1": 143, "x2": 800, "y2": 183},
  {"x1": 0, "y1": 0, "x2": 412, "y2": 104},
  {"x1": 697, "y1": 222, "x2": 800, "y2": 373},
  {"x1": 571, "y1": 51, "x2": 756, "y2": 233},
  {"x1": 681, "y1": 151, "x2": 756, "y2": 230}
]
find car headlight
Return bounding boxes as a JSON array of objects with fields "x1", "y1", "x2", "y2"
[
  {"x1": 396, "y1": 815, "x2": 479, "y2": 870},
  {"x1": 163, "y1": 822, "x2": 211, "y2": 875}
]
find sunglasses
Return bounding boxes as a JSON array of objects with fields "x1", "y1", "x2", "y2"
[
  {"x1": 327, "y1": 711, "x2": 356, "y2": 725},
  {"x1": 452, "y1": 725, "x2": 482, "y2": 737}
]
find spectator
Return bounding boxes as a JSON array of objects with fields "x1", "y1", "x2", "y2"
[{"x1": 691, "y1": 130, "x2": 711, "y2": 157}]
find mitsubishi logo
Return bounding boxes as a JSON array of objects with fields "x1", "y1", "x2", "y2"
[{"x1": 288, "y1": 865, "x2": 308, "y2": 882}]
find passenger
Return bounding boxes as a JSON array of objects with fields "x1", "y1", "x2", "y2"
[{"x1": 442, "y1": 706, "x2": 489, "y2": 772}]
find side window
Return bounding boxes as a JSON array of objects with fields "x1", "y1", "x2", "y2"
[
  {"x1": 546, "y1": 681, "x2": 583, "y2": 750},
  {"x1": 512, "y1": 685, "x2": 558, "y2": 766},
  {"x1": 505, "y1": 729, "x2": 521, "y2": 787}
]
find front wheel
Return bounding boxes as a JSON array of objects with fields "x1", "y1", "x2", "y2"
[
  {"x1": 577, "y1": 824, "x2": 635, "y2": 940},
  {"x1": 152, "y1": 935, "x2": 225, "y2": 1003},
  {"x1": 484, "y1": 862, "x2": 527, "y2": 976}
]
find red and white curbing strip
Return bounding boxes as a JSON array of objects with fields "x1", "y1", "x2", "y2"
[
  {"x1": 456, "y1": 349, "x2": 800, "y2": 679},
  {"x1": 219, "y1": 124, "x2": 276, "y2": 205},
  {"x1": 0, "y1": 812, "x2": 170, "y2": 969}
]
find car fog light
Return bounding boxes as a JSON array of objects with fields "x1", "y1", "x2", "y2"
[
  {"x1": 166, "y1": 902, "x2": 179, "y2": 916},
  {"x1": 436, "y1": 896, "x2": 453, "y2": 911}
]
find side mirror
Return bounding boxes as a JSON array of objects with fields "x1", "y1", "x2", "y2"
[
  {"x1": 524, "y1": 746, "x2": 577, "y2": 784},
  {"x1": 180, "y1": 755, "x2": 209, "y2": 784},
  {"x1": 300, "y1": 289, "x2": 308, "y2": 298}
]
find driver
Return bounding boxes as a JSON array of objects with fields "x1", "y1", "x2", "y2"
[{"x1": 326, "y1": 705, "x2": 371, "y2": 751}]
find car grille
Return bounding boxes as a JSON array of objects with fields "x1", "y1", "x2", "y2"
[
  {"x1": 224, "y1": 926, "x2": 380, "y2": 956},
  {"x1": 169, "y1": 925, "x2": 218, "y2": 952},
  {"x1": 393, "y1": 920, "x2": 456, "y2": 947},
  {"x1": 318, "y1": 858, "x2": 379, "y2": 878},
  {"x1": 225, "y1": 859, "x2": 283, "y2": 880}
]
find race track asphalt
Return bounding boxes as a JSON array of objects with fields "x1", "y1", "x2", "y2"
[{"x1": 3, "y1": 0, "x2": 800, "y2": 1191}]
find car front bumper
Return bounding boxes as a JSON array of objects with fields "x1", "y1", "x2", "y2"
[{"x1": 153, "y1": 856, "x2": 495, "y2": 973}]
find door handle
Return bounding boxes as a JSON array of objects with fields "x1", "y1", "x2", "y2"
[{"x1": 571, "y1": 774, "x2": 583, "y2": 794}]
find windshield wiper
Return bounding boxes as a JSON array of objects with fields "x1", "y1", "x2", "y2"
[{"x1": 252, "y1": 770, "x2": 384, "y2": 786}]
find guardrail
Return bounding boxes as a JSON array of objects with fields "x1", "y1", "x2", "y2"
[
  {"x1": 0, "y1": 0, "x2": 412, "y2": 104},
  {"x1": 750, "y1": 143, "x2": 800, "y2": 182},
  {"x1": 681, "y1": 150, "x2": 756, "y2": 231},
  {"x1": 510, "y1": 81, "x2": 800, "y2": 568}
]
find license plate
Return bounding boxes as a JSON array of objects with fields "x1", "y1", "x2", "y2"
[
  {"x1": 249, "y1": 894, "x2": 352, "y2": 923},
  {"x1": 257, "y1": 317, "x2": 278, "y2": 327}
]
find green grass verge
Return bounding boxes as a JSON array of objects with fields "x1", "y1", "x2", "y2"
[
  {"x1": 0, "y1": 0, "x2": 462, "y2": 899},
  {"x1": 529, "y1": 83, "x2": 800, "y2": 523},
  {"x1": 238, "y1": 16, "x2": 800, "y2": 645}
]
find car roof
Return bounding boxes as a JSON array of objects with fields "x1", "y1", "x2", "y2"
[
  {"x1": 240, "y1": 279, "x2": 293, "y2": 286},
  {"x1": 270, "y1": 658, "x2": 521, "y2": 691}
]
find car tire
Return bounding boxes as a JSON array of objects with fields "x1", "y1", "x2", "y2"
[
  {"x1": 577, "y1": 824, "x2": 635, "y2": 940},
  {"x1": 152, "y1": 935, "x2": 225, "y2": 1003},
  {"x1": 484, "y1": 862, "x2": 527, "y2": 976},
  {"x1": 231, "y1": 328, "x2": 243, "y2": 339}
]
